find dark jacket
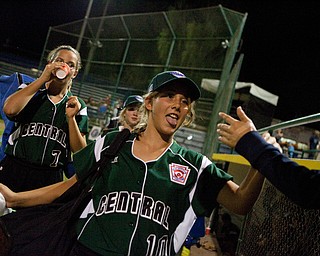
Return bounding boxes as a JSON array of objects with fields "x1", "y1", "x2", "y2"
[{"x1": 236, "y1": 131, "x2": 320, "y2": 209}]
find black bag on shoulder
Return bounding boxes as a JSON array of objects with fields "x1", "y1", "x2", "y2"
[{"x1": 0, "y1": 129, "x2": 130, "y2": 256}]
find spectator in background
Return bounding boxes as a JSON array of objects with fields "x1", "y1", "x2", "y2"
[
  {"x1": 101, "y1": 95, "x2": 143, "y2": 135},
  {"x1": 273, "y1": 128, "x2": 285, "y2": 150},
  {"x1": 104, "y1": 94, "x2": 111, "y2": 107},
  {"x1": 108, "y1": 98, "x2": 123, "y2": 129},
  {"x1": 309, "y1": 130, "x2": 319, "y2": 159},
  {"x1": 0, "y1": 45, "x2": 88, "y2": 192},
  {"x1": 316, "y1": 141, "x2": 320, "y2": 160},
  {"x1": 84, "y1": 96, "x2": 97, "y2": 107},
  {"x1": 274, "y1": 129, "x2": 284, "y2": 143},
  {"x1": 85, "y1": 96, "x2": 99, "y2": 124},
  {"x1": 287, "y1": 142, "x2": 295, "y2": 158},
  {"x1": 97, "y1": 96, "x2": 111, "y2": 129}
]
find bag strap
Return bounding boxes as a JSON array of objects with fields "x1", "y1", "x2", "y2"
[
  {"x1": 54, "y1": 128, "x2": 131, "y2": 205},
  {"x1": 67, "y1": 128, "x2": 131, "y2": 219},
  {"x1": 100, "y1": 128, "x2": 132, "y2": 166},
  {"x1": 78, "y1": 128, "x2": 131, "y2": 185}
]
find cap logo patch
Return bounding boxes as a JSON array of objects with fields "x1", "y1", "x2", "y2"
[
  {"x1": 169, "y1": 71, "x2": 186, "y2": 78},
  {"x1": 169, "y1": 163, "x2": 190, "y2": 185}
]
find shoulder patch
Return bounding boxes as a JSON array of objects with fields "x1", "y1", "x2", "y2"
[{"x1": 169, "y1": 163, "x2": 191, "y2": 185}]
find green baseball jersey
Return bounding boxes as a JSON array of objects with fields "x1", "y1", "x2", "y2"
[
  {"x1": 73, "y1": 131, "x2": 232, "y2": 255},
  {"x1": 5, "y1": 88, "x2": 88, "y2": 167}
]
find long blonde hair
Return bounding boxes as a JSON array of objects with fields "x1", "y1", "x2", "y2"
[{"x1": 133, "y1": 91, "x2": 196, "y2": 135}]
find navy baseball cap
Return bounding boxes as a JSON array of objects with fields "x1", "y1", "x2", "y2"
[
  {"x1": 147, "y1": 71, "x2": 201, "y2": 102},
  {"x1": 123, "y1": 95, "x2": 144, "y2": 108}
]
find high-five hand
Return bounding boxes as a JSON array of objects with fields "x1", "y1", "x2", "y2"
[{"x1": 217, "y1": 106, "x2": 256, "y2": 148}]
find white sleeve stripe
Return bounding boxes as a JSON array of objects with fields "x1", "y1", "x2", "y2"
[
  {"x1": 94, "y1": 136, "x2": 105, "y2": 161},
  {"x1": 173, "y1": 207, "x2": 197, "y2": 253},
  {"x1": 18, "y1": 83, "x2": 28, "y2": 89},
  {"x1": 78, "y1": 107, "x2": 88, "y2": 116}
]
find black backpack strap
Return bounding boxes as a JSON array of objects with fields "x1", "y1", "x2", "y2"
[
  {"x1": 17, "y1": 72, "x2": 23, "y2": 85},
  {"x1": 54, "y1": 128, "x2": 131, "y2": 204},
  {"x1": 101, "y1": 128, "x2": 131, "y2": 161},
  {"x1": 78, "y1": 128, "x2": 131, "y2": 184},
  {"x1": 68, "y1": 128, "x2": 131, "y2": 215}
]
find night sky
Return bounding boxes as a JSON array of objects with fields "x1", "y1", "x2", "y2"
[{"x1": 1, "y1": 0, "x2": 319, "y2": 129}]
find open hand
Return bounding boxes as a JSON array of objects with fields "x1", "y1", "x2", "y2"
[{"x1": 217, "y1": 106, "x2": 256, "y2": 148}]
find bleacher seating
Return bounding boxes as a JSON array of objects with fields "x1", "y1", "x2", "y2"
[{"x1": 72, "y1": 82, "x2": 124, "y2": 105}]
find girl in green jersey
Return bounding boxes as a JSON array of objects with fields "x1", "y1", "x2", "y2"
[{"x1": 0, "y1": 71, "x2": 281, "y2": 255}]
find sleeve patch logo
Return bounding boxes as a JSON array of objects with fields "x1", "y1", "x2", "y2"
[{"x1": 169, "y1": 163, "x2": 191, "y2": 185}]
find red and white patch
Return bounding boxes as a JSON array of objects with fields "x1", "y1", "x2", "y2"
[{"x1": 169, "y1": 163, "x2": 191, "y2": 185}]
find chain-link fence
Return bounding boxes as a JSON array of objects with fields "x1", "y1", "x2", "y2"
[
  {"x1": 237, "y1": 180, "x2": 320, "y2": 256},
  {"x1": 39, "y1": 5, "x2": 246, "y2": 131}
]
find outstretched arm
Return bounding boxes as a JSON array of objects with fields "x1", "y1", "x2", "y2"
[
  {"x1": 217, "y1": 167, "x2": 265, "y2": 215},
  {"x1": 0, "y1": 175, "x2": 77, "y2": 208},
  {"x1": 217, "y1": 130, "x2": 284, "y2": 215},
  {"x1": 217, "y1": 106, "x2": 320, "y2": 209}
]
